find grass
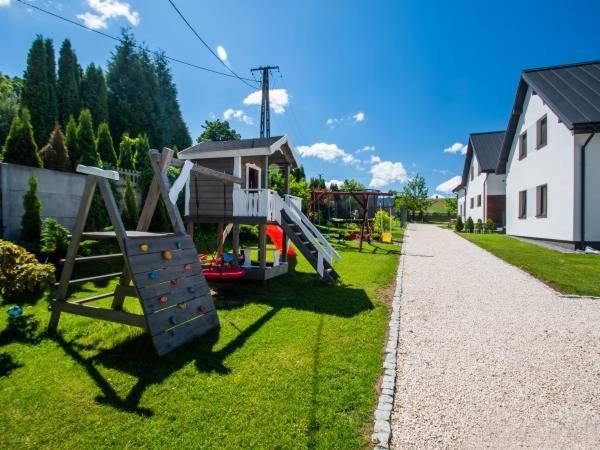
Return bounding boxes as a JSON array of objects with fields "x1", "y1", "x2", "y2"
[
  {"x1": 426, "y1": 198, "x2": 447, "y2": 214},
  {"x1": 0, "y1": 237, "x2": 401, "y2": 449},
  {"x1": 459, "y1": 233, "x2": 600, "y2": 297}
]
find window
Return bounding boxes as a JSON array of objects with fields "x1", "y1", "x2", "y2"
[
  {"x1": 536, "y1": 184, "x2": 548, "y2": 218},
  {"x1": 245, "y1": 163, "x2": 261, "y2": 190},
  {"x1": 470, "y1": 197, "x2": 474, "y2": 209},
  {"x1": 519, "y1": 131, "x2": 527, "y2": 159},
  {"x1": 477, "y1": 195, "x2": 482, "y2": 207},
  {"x1": 518, "y1": 190, "x2": 527, "y2": 219},
  {"x1": 537, "y1": 116, "x2": 547, "y2": 149}
]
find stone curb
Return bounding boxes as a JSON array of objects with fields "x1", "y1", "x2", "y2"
[{"x1": 371, "y1": 231, "x2": 407, "y2": 449}]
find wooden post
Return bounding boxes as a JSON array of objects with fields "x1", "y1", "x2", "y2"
[
  {"x1": 232, "y1": 223, "x2": 240, "y2": 261},
  {"x1": 259, "y1": 224, "x2": 267, "y2": 269},
  {"x1": 282, "y1": 164, "x2": 290, "y2": 262},
  {"x1": 48, "y1": 176, "x2": 97, "y2": 332},
  {"x1": 262, "y1": 155, "x2": 269, "y2": 189},
  {"x1": 149, "y1": 150, "x2": 186, "y2": 235}
]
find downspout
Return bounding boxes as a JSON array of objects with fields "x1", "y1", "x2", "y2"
[
  {"x1": 580, "y1": 133, "x2": 595, "y2": 249},
  {"x1": 483, "y1": 173, "x2": 489, "y2": 223}
]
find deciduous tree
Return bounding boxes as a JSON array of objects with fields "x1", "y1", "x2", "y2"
[{"x1": 197, "y1": 119, "x2": 240, "y2": 142}]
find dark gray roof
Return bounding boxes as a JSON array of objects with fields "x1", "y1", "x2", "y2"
[
  {"x1": 179, "y1": 136, "x2": 284, "y2": 155},
  {"x1": 453, "y1": 131, "x2": 505, "y2": 192},
  {"x1": 497, "y1": 60, "x2": 600, "y2": 173}
]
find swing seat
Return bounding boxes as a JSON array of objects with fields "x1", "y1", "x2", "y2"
[{"x1": 202, "y1": 267, "x2": 246, "y2": 281}]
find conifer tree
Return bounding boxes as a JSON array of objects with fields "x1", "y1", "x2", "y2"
[
  {"x1": 57, "y1": 39, "x2": 82, "y2": 125},
  {"x1": 44, "y1": 38, "x2": 58, "y2": 128},
  {"x1": 21, "y1": 35, "x2": 53, "y2": 146},
  {"x1": 21, "y1": 175, "x2": 42, "y2": 244},
  {"x1": 96, "y1": 122, "x2": 117, "y2": 168},
  {"x1": 76, "y1": 109, "x2": 100, "y2": 167},
  {"x1": 81, "y1": 64, "x2": 108, "y2": 129},
  {"x1": 118, "y1": 133, "x2": 135, "y2": 170},
  {"x1": 0, "y1": 74, "x2": 21, "y2": 145},
  {"x1": 3, "y1": 108, "x2": 42, "y2": 167},
  {"x1": 64, "y1": 115, "x2": 78, "y2": 170},
  {"x1": 40, "y1": 122, "x2": 71, "y2": 171},
  {"x1": 122, "y1": 177, "x2": 139, "y2": 229},
  {"x1": 134, "y1": 133, "x2": 153, "y2": 190}
]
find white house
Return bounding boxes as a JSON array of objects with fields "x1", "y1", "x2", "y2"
[
  {"x1": 454, "y1": 131, "x2": 506, "y2": 226},
  {"x1": 496, "y1": 61, "x2": 600, "y2": 249}
]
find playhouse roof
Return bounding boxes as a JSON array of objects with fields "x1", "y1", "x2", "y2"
[{"x1": 178, "y1": 135, "x2": 299, "y2": 168}]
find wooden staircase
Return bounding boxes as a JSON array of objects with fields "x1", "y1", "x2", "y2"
[{"x1": 280, "y1": 209, "x2": 340, "y2": 283}]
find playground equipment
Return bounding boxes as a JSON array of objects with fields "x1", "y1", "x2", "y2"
[
  {"x1": 308, "y1": 189, "x2": 395, "y2": 251},
  {"x1": 48, "y1": 148, "x2": 242, "y2": 356},
  {"x1": 266, "y1": 224, "x2": 297, "y2": 256}
]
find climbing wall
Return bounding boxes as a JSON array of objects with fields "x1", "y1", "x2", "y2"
[{"x1": 125, "y1": 233, "x2": 218, "y2": 356}]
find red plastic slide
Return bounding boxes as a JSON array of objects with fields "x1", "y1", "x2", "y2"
[{"x1": 266, "y1": 224, "x2": 297, "y2": 256}]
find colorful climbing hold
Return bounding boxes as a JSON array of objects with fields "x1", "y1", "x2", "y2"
[
  {"x1": 7, "y1": 305, "x2": 23, "y2": 319},
  {"x1": 148, "y1": 272, "x2": 158, "y2": 280},
  {"x1": 139, "y1": 243, "x2": 149, "y2": 252},
  {"x1": 177, "y1": 303, "x2": 186, "y2": 310},
  {"x1": 198, "y1": 305, "x2": 207, "y2": 314},
  {"x1": 169, "y1": 316, "x2": 177, "y2": 325},
  {"x1": 162, "y1": 250, "x2": 173, "y2": 260},
  {"x1": 187, "y1": 286, "x2": 196, "y2": 294},
  {"x1": 184, "y1": 263, "x2": 192, "y2": 271},
  {"x1": 170, "y1": 278, "x2": 178, "y2": 286},
  {"x1": 176, "y1": 241, "x2": 183, "y2": 249},
  {"x1": 159, "y1": 295, "x2": 168, "y2": 304}
]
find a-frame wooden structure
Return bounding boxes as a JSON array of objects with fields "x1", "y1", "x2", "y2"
[{"x1": 48, "y1": 148, "x2": 231, "y2": 356}]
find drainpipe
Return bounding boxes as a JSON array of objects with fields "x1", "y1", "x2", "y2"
[{"x1": 580, "y1": 133, "x2": 595, "y2": 249}]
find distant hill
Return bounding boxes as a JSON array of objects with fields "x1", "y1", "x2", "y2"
[{"x1": 427, "y1": 198, "x2": 448, "y2": 214}]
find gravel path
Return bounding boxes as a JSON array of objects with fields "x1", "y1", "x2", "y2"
[{"x1": 391, "y1": 224, "x2": 600, "y2": 448}]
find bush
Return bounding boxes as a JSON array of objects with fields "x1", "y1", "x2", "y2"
[
  {"x1": 465, "y1": 216, "x2": 474, "y2": 233},
  {"x1": 0, "y1": 240, "x2": 55, "y2": 298},
  {"x1": 239, "y1": 225, "x2": 259, "y2": 242},
  {"x1": 96, "y1": 122, "x2": 117, "y2": 168},
  {"x1": 76, "y1": 109, "x2": 100, "y2": 167},
  {"x1": 2, "y1": 107, "x2": 42, "y2": 168},
  {"x1": 485, "y1": 218, "x2": 495, "y2": 232},
  {"x1": 455, "y1": 216, "x2": 464, "y2": 232},
  {"x1": 374, "y1": 210, "x2": 394, "y2": 234},
  {"x1": 40, "y1": 218, "x2": 69, "y2": 263},
  {"x1": 122, "y1": 177, "x2": 138, "y2": 229},
  {"x1": 475, "y1": 218, "x2": 483, "y2": 233},
  {"x1": 40, "y1": 122, "x2": 71, "y2": 171},
  {"x1": 21, "y1": 175, "x2": 42, "y2": 245}
]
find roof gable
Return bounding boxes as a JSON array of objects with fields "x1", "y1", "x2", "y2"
[{"x1": 453, "y1": 131, "x2": 505, "y2": 192}]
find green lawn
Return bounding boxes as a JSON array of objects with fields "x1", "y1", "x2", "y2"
[
  {"x1": 0, "y1": 238, "x2": 401, "y2": 449},
  {"x1": 460, "y1": 233, "x2": 600, "y2": 297},
  {"x1": 426, "y1": 198, "x2": 447, "y2": 214}
]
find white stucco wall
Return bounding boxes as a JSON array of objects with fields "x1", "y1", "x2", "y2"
[
  {"x1": 463, "y1": 155, "x2": 486, "y2": 223},
  {"x1": 456, "y1": 189, "x2": 466, "y2": 220},
  {"x1": 486, "y1": 173, "x2": 506, "y2": 195},
  {"x1": 505, "y1": 88, "x2": 576, "y2": 241},
  {"x1": 578, "y1": 133, "x2": 600, "y2": 242}
]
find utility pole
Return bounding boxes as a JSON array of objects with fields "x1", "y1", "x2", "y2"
[{"x1": 250, "y1": 65, "x2": 279, "y2": 138}]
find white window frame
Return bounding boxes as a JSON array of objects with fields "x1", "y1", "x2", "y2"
[{"x1": 245, "y1": 163, "x2": 262, "y2": 190}]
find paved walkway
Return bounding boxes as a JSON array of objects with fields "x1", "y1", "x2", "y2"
[{"x1": 391, "y1": 224, "x2": 600, "y2": 448}]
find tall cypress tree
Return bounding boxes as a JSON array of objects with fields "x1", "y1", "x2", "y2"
[
  {"x1": 21, "y1": 35, "x2": 53, "y2": 147},
  {"x1": 57, "y1": 39, "x2": 82, "y2": 126},
  {"x1": 76, "y1": 109, "x2": 100, "y2": 167},
  {"x1": 45, "y1": 38, "x2": 58, "y2": 128},
  {"x1": 96, "y1": 122, "x2": 117, "y2": 168},
  {"x1": 64, "y1": 115, "x2": 78, "y2": 170},
  {"x1": 3, "y1": 108, "x2": 42, "y2": 168},
  {"x1": 155, "y1": 52, "x2": 191, "y2": 149},
  {"x1": 81, "y1": 64, "x2": 108, "y2": 130},
  {"x1": 21, "y1": 175, "x2": 42, "y2": 244},
  {"x1": 134, "y1": 134, "x2": 153, "y2": 191},
  {"x1": 117, "y1": 133, "x2": 135, "y2": 170}
]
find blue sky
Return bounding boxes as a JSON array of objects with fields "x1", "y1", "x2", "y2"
[{"x1": 2, "y1": 0, "x2": 600, "y2": 195}]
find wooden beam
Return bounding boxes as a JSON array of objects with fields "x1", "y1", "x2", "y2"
[
  {"x1": 60, "y1": 253, "x2": 123, "y2": 264},
  {"x1": 56, "y1": 302, "x2": 146, "y2": 328},
  {"x1": 259, "y1": 224, "x2": 267, "y2": 269},
  {"x1": 171, "y1": 157, "x2": 243, "y2": 185},
  {"x1": 56, "y1": 272, "x2": 122, "y2": 287},
  {"x1": 72, "y1": 291, "x2": 115, "y2": 304},
  {"x1": 150, "y1": 150, "x2": 186, "y2": 235},
  {"x1": 137, "y1": 148, "x2": 173, "y2": 232}
]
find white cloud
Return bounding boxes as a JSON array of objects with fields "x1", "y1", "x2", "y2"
[
  {"x1": 216, "y1": 45, "x2": 227, "y2": 61},
  {"x1": 355, "y1": 145, "x2": 375, "y2": 153},
  {"x1": 223, "y1": 108, "x2": 252, "y2": 125},
  {"x1": 436, "y1": 175, "x2": 462, "y2": 193},
  {"x1": 443, "y1": 142, "x2": 467, "y2": 155},
  {"x1": 327, "y1": 112, "x2": 366, "y2": 127},
  {"x1": 77, "y1": 0, "x2": 140, "y2": 30},
  {"x1": 353, "y1": 112, "x2": 365, "y2": 122},
  {"x1": 297, "y1": 142, "x2": 358, "y2": 165},
  {"x1": 0, "y1": 0, "x2": 11, "y2": 7},
  {"x1": 369, "y1": 161, "x2": 408, "y2": 188},
  {"x1": 326, "y1": 179, "x2": 344, "y2": 188},
  {"x1": 370, "y1": 155, "x2": 381, "y2": 163},
  {"x1": 243, "y1": 88, "x2": 288, "y2": 114}
]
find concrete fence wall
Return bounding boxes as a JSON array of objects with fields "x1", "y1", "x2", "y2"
[{"x1": 0, "y1": 163, "x2": 141, "y2": 241}]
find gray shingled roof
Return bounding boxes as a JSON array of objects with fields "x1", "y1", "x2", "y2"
[
  {"x1": 497, "y1": 61, "x2": 600, "y2": 173},
  {"x1": 179, "y1": 136, "x2": 284, "y2": 155},
  {"x1": 454, "y1": 131, "x2": 505, "y2": 192}
]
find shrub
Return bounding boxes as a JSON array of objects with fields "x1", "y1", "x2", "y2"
[
  {"x1": 40, "y1": 122, "x2": 71, "y2": 171},
  {"x1": 122, "y1": 177, "x2": 138, "y2": 229},
  {"x1": 118, "y1": 133, "x2": 135, "y2": 170},
  {"x1": 21, "y1": 175, "x2": 42, "y2": 244},
  {"x1": 0, "y1": 240, "x2": 55, "y2": 298},
  {"x1": 465, "y1": 216, "x2": 474, "y2": 233},
  {"x1": 96, "y1": 122, "x2": 117, "y2": 168},
  {"x1": 374, "y1": 210, "x2": 394, "y2": 234},
  {"x1": 40, "y1": 218, "x2": 69, "y2": 263},
  {"x1": 455, "y1": 216, "x2": 464, "y2": 232},
  {"x1": 475, "y1": 218, "x2": 483, "y2": 233},
  {"x1": 76, "y1": 109, "x2": 100, "y2": 167},
  {"x1": 239, "y1": 225, "x2": 259, "y2": 242},
  {"x1": 64, "y1": 115, "x2": 78, "y2": 170},
  {"x1": 485, "y1": 218, "x2": 495, "y2": 232},
  {"x1": 2, "y1": 107, "x2": 42, "y2": 168}
]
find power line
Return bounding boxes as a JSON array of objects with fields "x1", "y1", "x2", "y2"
[
  {"x1": 14, "y1": 0, "x2": 258, "y2": 83},
  {"x1": 166, "y1": 0, "x2": 258, "y2": 89}
]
